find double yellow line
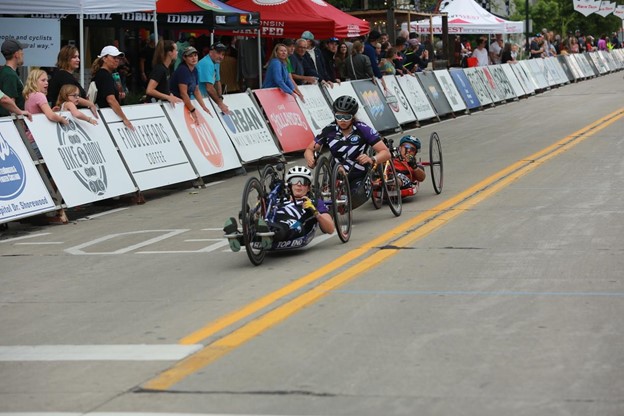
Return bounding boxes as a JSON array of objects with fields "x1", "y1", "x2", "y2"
[{"x1": 143, "y1": 108, "x2": 624, "y2": 391}]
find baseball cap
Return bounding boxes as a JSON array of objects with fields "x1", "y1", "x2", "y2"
[
  {"x1": 301, "y1": 31, "x2": 315, "y2": 40},
  {"x1": 535, "y1": 33, "x2": 543, "y2": 38},
  {"x1": 1, "y1": 38, "x2": 24, "y2": 57},
  {"x1": 408, "y1": 38, "x2": 420, "y2": 47},
  {"x1": 182, "y1": 46, "x2": 198, "y2": 56},
  {"x1": 98, "y1": 45, "x2": 124, "y2": 58},
  {"x1": 328, "y1": 37, "x2": 339, "y2": 43},
  {"x1": 210, "y1": 43, "x2": 227, "y2": 52}
]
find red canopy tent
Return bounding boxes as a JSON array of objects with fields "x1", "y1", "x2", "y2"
[{"x1": 225, "y1": 0, "x2": 369, "y2": 39}]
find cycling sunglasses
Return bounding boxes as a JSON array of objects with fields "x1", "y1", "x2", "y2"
[
  {"x1": 402, "y1": 144, "x2": 418, "y2": 153},
  {"x1": 288, "y1": 178, "x2": 311, "y2": 186},
  {"x1": 335, "y1": 114, "x2": 353, "y2": 122}
]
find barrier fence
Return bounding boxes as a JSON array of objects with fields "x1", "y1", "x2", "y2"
[{"x1": 1, "y1": 50, "x2": 623, "y2": 225}]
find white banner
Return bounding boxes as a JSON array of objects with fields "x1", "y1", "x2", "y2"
[
  {"x1": 100, "y1": 104, "x2": 197, "y2": 191},
  {"x1": 509, "y1": 63, "x2": 535, "y2": 95},
  {"x1": 595, "y1": 1, "x2": 616, "y2": 16},
  {"x1": 321, "y1": 81, "x2": 375, "y2": 127},
  {"x1": 216, "y1": 93, "x2": 281, "y2": 163},
  {"x1": 0, "y1": 18, "x2": 60, "y2": 67},
  {"x1": 615, "y1": 5, "x2": 624, "y2": 19},
  {"x1": 574, "y1": 53, "x2": 596, "y2": 78},
  {"x1": 564, "y1": 54, "x2": 585, "y2": 80},
  {"x1": 463, "y1": 67, "x2": 494, "y2": 106},
  {"x1": 532, "y1": 58, "x2": 557, "y2": 87},
  {"x1": 26, "y1": 111, "x2": 136, "y2": 208},
  {"x1": 295, "y1": 84, "x2": 335, "y2": 137},
  {"x1": 523, "y1": 59, "x2": 550, "y2": 90},
  {"x1": 0, "y1": 118, "x2": 55, "y2": 223},
  {"x1": 163, "y1": 101, "x2": 241, "y2": 177},
  {"x1": 433, "y1": 70, "x2": 467, "y2": 113},
  {"x1": 394, "y1": 74, "x2": 437, "y2": 121},
  {"x1": 573, "y1": 0, "x2": 601, "y2": 16},
  {"x1": 378, "y1": 76, "x2": 417, "y2": 125},
  {"x1": 476, "y1": 67, "x2": 503, "y2": 103},
  {"x1": 500, "y1": 64, "x2": 527, "y2": 97},
  {"x1": 486, "y1": 65, "x2": 517, "y2": 101},
  {"x1": 543, "y1": 57, "x2": 569, "y2": 85}
]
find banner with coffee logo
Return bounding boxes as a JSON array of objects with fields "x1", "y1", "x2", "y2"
[
  {"x1": 0, "y1": 118, "x2": 56, "y2": 223},
  {"x1": 321, "y1": 81, "x2": 375, "y2": 127},
  {"x1": 254, "y1": 88, "x2": 314, "y2": 153},
  {"x1": 395, "y1": 74, "x2": 437, "y2": 121},
  {"x1": 163, "y1": 101, "x2": 241, "y2": 177},
  {"x1": 216, "y1": 93, "x2": 281, "y2": 163},
  {"x1": 378, "y1": 76, "x2": 417, "y2": 125},
  {"x1": 100, "y1": 104, "x2": 197, "y2": 190},
  {"x1": 295, "y1": 84, "x2": 335, "y2": 137},
  {"x1": 25, "y1": 112, "x2": 136, "y2": 208}
]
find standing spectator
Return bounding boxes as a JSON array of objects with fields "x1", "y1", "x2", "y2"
[
  {"x1": 197, "y1": 42, "x2": 229, "y2": 114},
  {"x1": 379, "y1": 47, "x2": 397, "y2": 75},
  {"x1": 346, "y1": 41, "x2": 374, "y2": 80},
  {"x1": 501, "y1": 42, "x2": 517, "y2": 63},
  {"x1": 320, "y1": 37, "x2": 340, "y2": 82},
  {"x1": 473, "y1": 37, "x2": 490, "y2": 66},
  {"x1": 333, "y1": 42, "x2": 350, "y2": 81},
  {"x1": 611, "y1": 32, "x2": 621, "y2": 49},
  {"x1": 575, "y1": 30, "x2": 586, "y2": 53},
  {"x1": 139, "y1": 33, "x2": 156, "y2": 88},
  {"x1": 489, "y1": 34, "x2": 503, "y2": 64},
  {"x1": 291, "y1": 39, "x2": 322, "y2": 85},
  {"x1": 262, "y1": 43, "x2": 303, "y2": 99},
  {"x1": 302, "y1": 31, "x2": 332, "y2": 83},
  {"x1": 112, "y1": 40, "x2": 131, "y2": 96},
  {"x1": 597, "y1": 34, "x2": 607, "y2": 51},
  {"x1": 570, "y1": 36, "x2": 579, "y2": 53},
  {"x1": 170, "y1": 46, "x2": 212, "y2": 123},
  {"x1": 145, "y1": 40, "x2": 182, "y2": 106},
  {"x1": 0, "y1": 88, "x2": 31, "y2": 119},
  {"x1": 0, "y1": 39, "x2": 25, "y2": 117},
  {"x1": 91, "y1": 45, "x2": 134, "y2": 130},
  {"x1": 404, "y1": 38, "x2": 429, "y2": 72},
  {"x1": 47, "y1": 45, "x2": 98, "y2": 118},
  {"x1": 529, "y1": 34, "x2": 545, "y2": 59},
  {"x1": 363, "y1": 30, "x2": 383, "y2": 80},
  {"x1": 393, "y1": 37, "x2": 408, "y2": 75},
  {"x1": 586, "y1": 35, "x2": 597, "y2": 52}
]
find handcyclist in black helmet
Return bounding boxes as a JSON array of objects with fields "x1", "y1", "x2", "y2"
[{"x1": 304, "y1": 94, "x2": 390, "y2": 209}]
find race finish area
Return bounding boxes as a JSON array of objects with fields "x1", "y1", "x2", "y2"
[{"x1": 2, "y1": 72, "x2": 624, "y2": 415}]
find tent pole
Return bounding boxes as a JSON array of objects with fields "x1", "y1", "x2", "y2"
[
  {"x1": 80, "y1": 14, "x2": 85, "y2": 87},
  {"x1": 153, "y1": 10, "x2": 159, "y2": 45},
  {"x1": 257, "y1": 30, "x2": 262, "y2": 86}
]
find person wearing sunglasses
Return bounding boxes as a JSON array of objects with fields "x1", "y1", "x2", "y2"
[
  {"x1": 224, "y1": 166, "x2": 334, "y2": 252},
  {"x1": 394, "y1": 135, "x2": 426, "y2": 189},
  {"x1": 304, "y1": 95, "x2": 390, "y2": 210}
]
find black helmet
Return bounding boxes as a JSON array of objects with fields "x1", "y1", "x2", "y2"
[{"x1": 332, "y1": 95, "x2": 359, "y2": 115}]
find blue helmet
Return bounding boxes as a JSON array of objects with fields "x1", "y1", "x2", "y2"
[{"x1": 399, "y1": 135, "x2": 421, "y2": 150}]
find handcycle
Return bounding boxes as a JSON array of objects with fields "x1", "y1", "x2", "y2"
[
  {"x1": 237, "y1": 158, "x2": 319, "y2": 266},
  {"x1": 373, "y1": 132, "x2": 443, "y2": 204}
]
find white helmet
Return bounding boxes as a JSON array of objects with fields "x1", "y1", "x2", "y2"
[{"x1": 285, "y1": 166, "x2": 312, "y2": 184}]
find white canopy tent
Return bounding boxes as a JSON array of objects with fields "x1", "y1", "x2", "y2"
[
  {"x1": 0, "y1": 0, "x2": 157, "y2": 86},
  {"x1": 409, "y1": 0, "x2": 524, "y2": 34}
]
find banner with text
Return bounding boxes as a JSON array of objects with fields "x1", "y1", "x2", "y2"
[
  {"x1": 0, "y1": 18, "x2": 60, "y2": 67},
  {"x1": 295, "y1": 84, "x2": 335, "y2": 137},
  {"x1": 378, "y1": 76, "x2": 417, "y2": 125},
  {"x1": 433, "y1": 70, "x2": 468, "y2": 113},
  {"x1": 449, "y1": 68, "x2": 481, "y2": 109},
  {"x1": 395, "y1": 74, "x2": 437, "y2": 121},
  {"x1": 350, "y1": 79, "x2": 401, "y2": 133},
  {"x1": 321, "y1": 82, "x2": 375, "y2": 127}
]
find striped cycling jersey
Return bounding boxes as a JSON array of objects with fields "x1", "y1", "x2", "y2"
[{"x1": 314, "y1": 121, "x2": 382, "y2": 177}]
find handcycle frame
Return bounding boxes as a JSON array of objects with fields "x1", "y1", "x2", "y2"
[{"x1": 240, "y1": 158, "x2": 318, "y2": 266}]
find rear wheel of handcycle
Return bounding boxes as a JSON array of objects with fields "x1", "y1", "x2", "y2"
[
  {"x1": 241, "y1": 177, "x2": 267, "y2": 266},
  {"x1": 381, "y1": 160, "x2": 402, "y2": 217},
  {"x1": 313, "y1": 155, "x2": 331, "y2": 203},
  {"x1": 260, "y1": 164, "x2": 276, "y2": 195},
  {"x1": 429, "y1": 132, "x2": 444, "y2": 194},
  {"x1": 370, "y1": 163, "x2": 383, "y2": 210},
  {"x1": 330, "y1": 163, "x2": 352, "y2": 243}
]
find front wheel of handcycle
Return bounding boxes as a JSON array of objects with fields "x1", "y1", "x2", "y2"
[
  {"x1": 330, "y1": 163, "x2": 352, "y2": 243},
  {"x1": 241, "y1": 177, "x2": 267, "y2": 266},
  {"x1": 370, "y1": 163, "x2": 383, "y2": 210},
  {"x1": 429, "y1": 132, "x2": 444, "y2": 194},
  {"x1": 381, "y1": 160, "x2": 402, "y2": 217}
]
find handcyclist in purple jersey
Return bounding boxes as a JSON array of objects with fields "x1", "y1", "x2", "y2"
[{"x1": 304, "y1": 95, "x2": 391, "y2": 209}]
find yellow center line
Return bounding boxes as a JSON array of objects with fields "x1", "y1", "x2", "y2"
[{"x1": 143, "y1": 108, "x2": 623, "y2": 391}]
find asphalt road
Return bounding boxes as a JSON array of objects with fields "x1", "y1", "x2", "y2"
[{"x1": 1, "y1": 71, "x2": 624, "y2": 416}]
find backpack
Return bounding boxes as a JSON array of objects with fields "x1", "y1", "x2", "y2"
[{"x1": 87, "y1": 81, "x2": 97, "y2": 103}]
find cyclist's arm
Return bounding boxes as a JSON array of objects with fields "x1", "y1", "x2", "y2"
[
  {"x1": 371, "y1": 140, "x2": 391, "y2": 164},
  {"x1": 316, "y1": 211, "x2": 335, "y2": 234},
  {"x1": 304, "y1": 140, "x2": 321, "y2": 168}
]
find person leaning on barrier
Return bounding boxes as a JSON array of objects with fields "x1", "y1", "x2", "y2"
[
  {"x1": 91, "y1": 45, "x2": 135, "y2": 130},
  {"x1": 145, "y1": 40, "x2": 182, "y2": 106},
  {"x1": 170, "y1": 46, "x2": 212, "y2": 123},
  {"x1": 262, "y1": 43, "x2": 304, "y2": 100},
  {"x1": 197, "y1": 42, "x2": 230, "y2": 114},
  {"x1": 0, "y1": 88, "x2": 30, "y2": 120},
  {"x1": 0, "y1": 38, "x2": 26, "y2": 118},
  {"x1": 223, "y1": 166, "x2": 334, "y2": 252},
  {"x1": 290, "y1": 38, "x2": 323, "y2": 85},
  {"x1": 47, "y1": 45, "x2": 98, "y2": 118},
  {"x1": 304, "y1": 95, "x2": 391, "y2": 210}
]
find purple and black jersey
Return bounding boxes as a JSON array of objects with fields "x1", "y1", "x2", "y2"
[{"x1": 314, "y1": 121, "x2": 382, "y2": 177}]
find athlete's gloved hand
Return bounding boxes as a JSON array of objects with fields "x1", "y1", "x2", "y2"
[{"x1": 302, "y1": 197, "x2": 318, "y2": 215}]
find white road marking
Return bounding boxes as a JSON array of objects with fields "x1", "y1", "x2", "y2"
[
  {"x1": 76, "y1": 207, "x2": 129, "y2": 220},
  {"x1": 0, "y1": 345, "x2": 202, "y2": 361},
  {"x1": 139, "y1": 239, "x2": 229, "y2": 254},
  {"x1": 65, "y1": 230, "x2": 189, "y2": 255},
  {"x1": 0, "y1": 413, "x2": 289, "y2": 416},
  {"x1": 0, "y1": 233, "x2": 51, "y2": 243},
  {"x1": 183, "y1": 238, "x2": 223, "y2": 242},
  {"x1": 15, "y1": 242, "x2": 64, "y2": 245}
]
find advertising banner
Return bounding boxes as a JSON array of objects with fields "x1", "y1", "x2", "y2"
[
  {"x1": 566, "y1": 54, "x2": 587, "y2": 79},
  {"x1": 521, "y1": 60, "x2": 549, "y2": 90},
  {"x1": 572, "y1": 0, "x2": 600, "y2": 16},
  {"x1": 487, "y1": 65, "x2": 517, "y2": 101},
  {"x1": 0, "y1": 118, "x2": 55, "y2": 223},
  {"x1": 416, "y1": 72, "x2": 453, "y2": 116},
  {"x1": 463, "y1": 67, "x2": 494, "y2": 106},
  {"x1": 477, "y1": 67, "x2": 503, "y2": 103},
  {"x1": 510, "y1": 63, "x2": 536, "y2": 95},
  {"x1": 163, "y1": 101, "x2": 241, "y2": 177},
  {"x1": 449, "y1": 69, "x2": 481, "y2": 109},
  {"x1": 572, "y1": 53, "x2": 595, "y2": 78},
  {"x1": 378, "y1": 76, "x2": 417, "y2": 125},
  {"x1": 322, "y1": 82, "x2": 375, "y2": 127},
  {"x1": 349, "y1": 80, "x2": 400, "y2": 133},
  {"x1": 556, "y1": 55, "x2": 576, "y2": 82},
  {"x1": 295, "y1": 84, "x2": 335, "y2": 137},
  {"x1": 533, "y1": 58, "x2": 557, "y2": 87},
  {"x1": 587, "y1": 52, "x2": 607, "y2": 74},
  {"x1": 395, "y1": 74, "x2": 437, "y2": 121},
  {"x1": 217, "y1": 93, "x2": 281, "y2": 163},
  {"x1": 543, "y1": 57, "x2": 569, "y2": 84},
  {"x1": 433, "y1": 70, "x2": 467, "y2": 113},
  {"x1": 500, "y1": 64, "x2": 527, "y2": 98},
  {"x1": 25, "y1": 112, "x2": 136, "y2": 208},
  {"x1": 254, "y1": 88, "x2": 313, "y2": 153},
  {"x1": 0, "y1": 18, "x2": 60, "y2": 67},
  {"x1": 100, "y1": 104, "x2": 197, "y2": 191}
]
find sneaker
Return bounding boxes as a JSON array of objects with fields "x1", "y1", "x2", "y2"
[
  {"x1": 256, "y1": 218, "x2": 273, "y2": 249},
  {"x1": 228, "y1": 236, "x2": 242, "y2": 252},
  {"x1": 223, "y1": 217, "x2": 239, "y2": 235}
]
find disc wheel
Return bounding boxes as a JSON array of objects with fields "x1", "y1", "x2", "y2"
[
  {"x1": 370, "y1": 162, "x2": 383, "y2": 209},
  {"x1": 330, "y1": 163, "x2": 352, "y2": 243},
  {"x1": 241, "y1": 177, "x2": 267, "y2": 266},
  {"x1": 313, "y1": 155, "x2": 331, "y2": 204},
  {"x1": 429, "y1": 132, "x2": 444, "y2": 194},
  {"x1": 381, "y1": 160, "x2": 402, "y2": 217}
]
